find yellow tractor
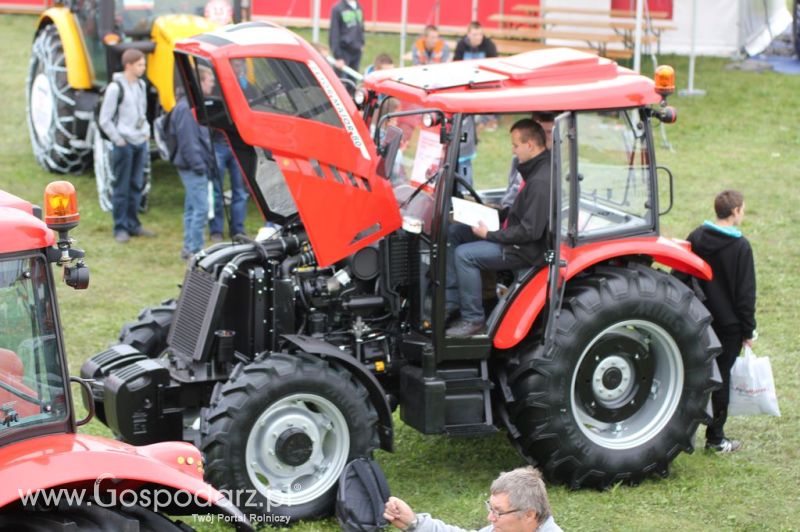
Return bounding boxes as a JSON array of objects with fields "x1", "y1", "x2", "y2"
[{"x1": 26, "y1": 0, "x2": 242, "y2": 210}]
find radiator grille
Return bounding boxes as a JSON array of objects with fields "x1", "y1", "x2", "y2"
[{"x1": 168, "y1": 268, "x2": 219, "y2": 361}]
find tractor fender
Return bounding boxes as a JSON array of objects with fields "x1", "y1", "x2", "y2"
[
  {"x1": 0, "y1": 433, "x2": 249, "y2": 527},
  {"x1": 37, "y1": 7, "x2": 93, "y2": 90},
  {"x1": 148, "y1": 15, "x2": 218, "y2": 111},
  {"x1": 281, "y1": 334, "x2": 394, "y2": 452},
  {"x1": 493, "y1": 236, "x2": 712, "y2": 350}
]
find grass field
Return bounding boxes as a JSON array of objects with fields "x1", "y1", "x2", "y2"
[{"x1": 1, "y1": 14, "x2": 799, "y2": 530}]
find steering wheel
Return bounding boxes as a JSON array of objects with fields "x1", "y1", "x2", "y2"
[{"x1": 454, "y1": 177, "x2": 483, "y2": 204}]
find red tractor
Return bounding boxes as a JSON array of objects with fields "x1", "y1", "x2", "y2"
[
  {"x1": 0, "y1": 183, "x2": 250, "y2": 530},
  {"x1": 83, "y1": 23, "x2": 720, "y2": 521}
]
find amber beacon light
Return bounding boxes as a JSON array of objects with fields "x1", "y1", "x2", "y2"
[
  {"x1": 654, "y1": 65, "x2": 675, "y2": 97},
  {"x1": 44, "y1": 180, "x2": 80, "y2": 232}
]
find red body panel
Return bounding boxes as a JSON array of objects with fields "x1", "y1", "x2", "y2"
[
  {"x1": 0, "y1": 433, "x2": 225, "y2": 508},
  {"x1": 176, "y1": 25, "x2": 402, "y2": 267},
  {"x1": 364, "y1": 49, "x2": 662, "y2": 114},
  {"x1": 493, "y1": 236, "x2": 712, "y2": 350},
  {"x1": 0, "y1": 194, "x2": 54, "y2": 253}
]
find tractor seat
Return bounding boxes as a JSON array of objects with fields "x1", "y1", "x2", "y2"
[{"x1": 0, "y1": 347, "x2": 23, "y2": 380}]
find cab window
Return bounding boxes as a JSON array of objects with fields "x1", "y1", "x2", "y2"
[{"x1": 238, "y1": 57, "x2": 342, "y2": 128}]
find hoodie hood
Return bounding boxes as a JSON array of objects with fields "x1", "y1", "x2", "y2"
[{"x1": 691, "y1": 223, "x2": 741, "y2": 256}]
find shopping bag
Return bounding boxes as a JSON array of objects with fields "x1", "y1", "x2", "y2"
[{"x1": 728, "y1": 347, "x2": 781, "y2": 417}]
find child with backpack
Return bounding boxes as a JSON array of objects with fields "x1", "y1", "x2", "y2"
[{"x1": 98, "y1": 48, "x2": 156, "y2": 243}]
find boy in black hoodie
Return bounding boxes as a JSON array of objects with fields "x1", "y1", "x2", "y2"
[
  {"x1": 686, "y1": 190, "x2": 756, "y2": 453},
  {"x1": 329, "y1": 0, "x2": 365, "y2": 75}
]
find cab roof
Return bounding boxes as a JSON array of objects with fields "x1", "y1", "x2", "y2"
[
  {"x1": 0, "y1": 190, "x2": 54, "y2": 254},
  {"x1": 363, "y1": 48, "x2": 662, "y2": 113}
]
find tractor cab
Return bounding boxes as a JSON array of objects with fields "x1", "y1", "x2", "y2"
[{"x1": 174, "y1": 24, "x2": 689, "y2": 353}]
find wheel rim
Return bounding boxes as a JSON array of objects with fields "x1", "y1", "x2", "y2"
[
  {"x1": 570, "y1": 320, "x2": 684, "y2": 450},
  {"x1": 245, "y1": 393, "x2": 350, "y2": 507},
  {"x1": 30, "y1": 72, "x2": 54, "y2": 144}
]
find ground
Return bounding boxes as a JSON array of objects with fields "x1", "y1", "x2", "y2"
[{"x1": 0, "y1": 14, "x2": 799, "y2": 531}]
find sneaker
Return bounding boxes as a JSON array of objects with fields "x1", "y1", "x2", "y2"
[
  {"x1": 705, "y1": 438, "x2": 743, "y2": 453},
  {"x1": 210, "y1": 233, "x2": 224, "y2": 243},
  {"x1": 445, "y1": 319, "x2": 486, "y2": 338},
  {"x1": 131, "y1": 226, "x2": 157, "y2": 238},
  {"x1": 114, "y1": 230, "x2": 130, "y2": 243},
  {"x1": 180, "y1": 249, "x2": 194, "y2": 261}
]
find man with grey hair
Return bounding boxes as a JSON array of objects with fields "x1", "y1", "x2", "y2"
[{"x1": 383, "y1": 466, "x2": 561, "y2": 531}]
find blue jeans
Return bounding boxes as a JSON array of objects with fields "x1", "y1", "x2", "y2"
[
  {"x1": 178, "y1": 169, "x2": 209, "y2": 253},
  {"x1": 445, "y1": 223, "x2": 528, "y2": 323},
  {"x1": 209, "y1": 142, "x2": 248, "y2": 237},
  {"x1": 111, "y1": 142, "x2": 147, "y2": 234}
]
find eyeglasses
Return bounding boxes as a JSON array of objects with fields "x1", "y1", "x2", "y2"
[{"x1": 484, "y1": 499, "x2": 521, "y2": 518}]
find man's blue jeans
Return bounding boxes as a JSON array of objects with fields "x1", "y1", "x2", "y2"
[
  {"x1": 446, "y1": 223, "x2": 528, "y2": 323},
  {"x1": 178, "y1": 169, "x2": 209, "y2": 253},
  {"x1": 209, "y1": 141, "x2": 248, "y2": 237},
  {"x1": 111, "y1": 141, "x2": 147, "y2": 234}
]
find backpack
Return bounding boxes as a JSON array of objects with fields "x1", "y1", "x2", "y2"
[
  {"x1": 94, "y1": 80, "x2": 124, "y2": 142},
  {"x1": 336, "y1": 458, "x2": 391, "y2": 532},
  {"x1": 153, "y1": 108, "x2": 178, "y2": 162}
]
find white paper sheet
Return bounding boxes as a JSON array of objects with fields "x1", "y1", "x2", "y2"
[{"x1": 452, "y1": 197, "x2": 500, "y2": 232}]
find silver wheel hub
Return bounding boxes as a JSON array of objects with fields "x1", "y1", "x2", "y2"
[
  {"x1": 245, "y1": 393, "x2": 349, "y2": 507},
  {"x1": 30, "y1": 73, "x2": 53, "y2": 144},
  {"x1": 592, "y1": 355, "x2": 633, "y2": 404},
  {"x1": 571, "y1": 320, "x2": 684, "y2": 450}
]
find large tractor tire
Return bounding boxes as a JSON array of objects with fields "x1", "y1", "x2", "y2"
[
  {"x1": 0, "y1": 500, "x2": 192, "y2": 531},
  {"x1": 94, "y1": 133, "x2": 152, "y2": 213},
  {"x1": 27, "y1": 25, "x2": 92, "y2": 174},
  {"x1": 794, "y1": 0, "x2": 800, "y2": 58},
  {"x1": 501, "y1": 264, "x2": 720, "y2": 488},
  {"x1": 119, "y1": 299, "x2": 177, "y2": 356},
  {"x1": 201, "y1": 353, "x2": 380, "y2": 521}
]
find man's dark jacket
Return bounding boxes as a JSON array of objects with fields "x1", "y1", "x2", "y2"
[
  {"x1": 453, "y1": 36, "x2": 498, "y2": 60},
  {"x1": 485, "y1": 149, "x2": 551, "y2": 266},
  {"x1": 329, "y1": 0, "x2": 365, "y2": 59},
  {"x1": 170, "y1": 97, "x2": 212, "y2": 174},
  {"x1": 687, "y1": 224, "x2": 756, "y2": 339}
]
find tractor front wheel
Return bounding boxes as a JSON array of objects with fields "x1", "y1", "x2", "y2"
[
  {"x1": 201, "y1": 353, "x2": 380, "y2": 521},
  {"x1": 27, "y1": 25, "x2": 92, "y2": 174},
  {"x1": 0, "y1": 500, "x2": 191, "y2": 530},
  {"x1": 503, "y1": 264, "x2": 719, "y2": 488},
  {"x1": 118, "y1": 299, "x2": 177, "y2": 356}
]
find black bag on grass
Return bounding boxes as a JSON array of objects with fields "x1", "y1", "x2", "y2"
[{"x1": 336, "y1": 458, "x2": 391, "y2": 532}]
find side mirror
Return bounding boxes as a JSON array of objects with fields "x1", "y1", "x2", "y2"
[
  {"x1": 376, "y1": 125, "x2": 403, "y2": 179},
  {"x1": 657, "y1": 165, "x2": 674, "y2": 216},
  {"x1": 70, "y1": 376, "x2": 95, "y2": 427}
]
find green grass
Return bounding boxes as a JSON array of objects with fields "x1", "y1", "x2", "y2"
[{"x1": 2, "y1": 14, "x2": 800, "y2": 530}]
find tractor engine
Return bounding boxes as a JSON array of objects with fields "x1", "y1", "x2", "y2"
[{"x1": 290, "y1": 245, "x2": 394, "y2": 367}]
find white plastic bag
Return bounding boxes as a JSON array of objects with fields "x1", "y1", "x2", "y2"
[{"x1": 728, "y1": 347, "x2": 781, "y2": 417}]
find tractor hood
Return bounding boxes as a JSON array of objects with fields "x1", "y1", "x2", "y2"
[{"x1": 174, "y1": 22, "x2": 402, "y2": 267}]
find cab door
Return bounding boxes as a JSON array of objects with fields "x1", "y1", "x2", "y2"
[{"x1": 543, "y1": 112, "x2": 574, "y2": 349}]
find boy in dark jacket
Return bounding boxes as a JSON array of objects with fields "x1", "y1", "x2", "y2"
[
  {"x1": 453, "y1": 21, "x2": 498, "y2": 61},
  {"x1": 445, "y1": 119, "x2": 550, "y2": 337},
  {"x1": 687, "y1": 189, "x2": 756, "y2": 453},
  {"x1": 171, "y1": 67, "x2": 215, "y2": 260},
  {"x1": 329, "y1": 0, "x2": 365, "y2": 74}
]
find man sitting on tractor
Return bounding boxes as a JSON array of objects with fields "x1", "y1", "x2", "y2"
[{"x1": 445, "y1": 119, "x2": 551, "y2": 337}]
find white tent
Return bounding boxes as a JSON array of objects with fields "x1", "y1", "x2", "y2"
[
  {"x1": 541, "y1": 0, "x2": 792, "y2": 57},
  {"x1": 660, "y1": 0, "x2": 792, "y2": 56}
]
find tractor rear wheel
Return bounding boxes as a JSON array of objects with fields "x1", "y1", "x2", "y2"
[
  {"x1": 794, "y1": 0, "x2": 800, "y2": 58},
  {"x1": 119, "y1": 299, "x2": 177, "y2": 356},
  {"x1": 502, "y1": 264, "x2": 719, "y2": 488},
  {"x1": 94, "y1": 133, "x2": 152, "y2": 213},
  {"x1": 201, "y1": 353, "x2": 380, "y2": 521},
  {"x1": 27, "y1": 25, "x2": 92, "y2": 174},
  {"x1": 0, "y1": 500, "x2": 192, "y2": 530}
]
